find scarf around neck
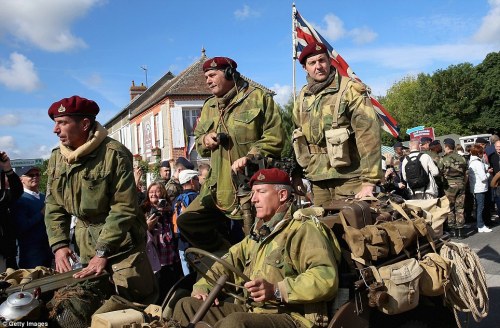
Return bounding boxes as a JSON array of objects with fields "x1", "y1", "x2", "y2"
[
  {"x1": 216, "y1": 79, "x2": 248, "y2": 110},
  {"x1": 59, "y1": 121, "x2": 108, "y2": 164},
  {"x1": 306, "y1": 66, "x2": 336, "y2": 95}
]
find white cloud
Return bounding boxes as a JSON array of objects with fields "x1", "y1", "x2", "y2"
[
  {"x1": 0, "y1": 0, "x2": 102, "y2": 52},
  {"x1": 0, "y1": 52, "x2": 41, "y2": 92},
  {"x1": 234, "y1": 5, "x2": 260, "y2": 20},
  {"x1": 270, "y1": 84, "x2": 292, "y2": 106},
  {"x1": 314, "y1": 14, "x2": 346, "y2": 41},
  {"x1": 349, "y1": 27, "x2": 378, "y2": 45},
  {"x1": 473, "y1": 0, "x2": 500, "y2": 44},
  {"x1": 347, "y1": 43, "x2": 497, "y2": 71},
  {"x1": 313, "y1": 14, "x2": 376, "y2": 45},
  {"x1": 0, "y1": 113, "x2": 21, "y2": 126},
  {"x1": 0, "y1": 135, "x2": 16, "y2": 150}
]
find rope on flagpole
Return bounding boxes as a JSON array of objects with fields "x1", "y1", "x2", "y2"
[{"x1": 292, "y1": 3, "x2": 297, "y2": 102}]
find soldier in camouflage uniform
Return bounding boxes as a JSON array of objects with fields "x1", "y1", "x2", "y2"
[
  {"x1": 440, "y1": 138, "x2": 467, "y2": 228},
  {"x1": 292, "y1": 42, "x2": 382, "y2": 205},
  {"x1": 45, "y1": 96, "x2": 158, "y2": 304},
  {"x1": 177, "y1": 57, "x2": 283, "y2": 252},
  {"x1": 172, "y1": 168, "x2": 340, "y2": 328},
  {"x1": 429, "y1": 140, "x2": 445, "y2": 197}
]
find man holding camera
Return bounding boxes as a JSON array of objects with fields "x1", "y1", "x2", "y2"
[{"x1": 177, "y1": 56, "x2": 284, "y2": 252}]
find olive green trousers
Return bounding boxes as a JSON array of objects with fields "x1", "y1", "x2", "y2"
[{"x1": 172, "y1": 297, "x2": 297, "y2": 328}]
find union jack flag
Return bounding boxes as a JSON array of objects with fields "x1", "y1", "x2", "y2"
[{"x1": 293, "y1": 7, "x2": 400, "y2": 137}]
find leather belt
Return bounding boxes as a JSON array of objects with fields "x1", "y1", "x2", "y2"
[{"x1": 308, "y1": 144, "x2": 327, "y2": 154}]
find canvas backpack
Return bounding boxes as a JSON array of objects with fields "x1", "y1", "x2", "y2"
[{"x1": 405, "y1": 153, "x2": 430, "y2": 190}]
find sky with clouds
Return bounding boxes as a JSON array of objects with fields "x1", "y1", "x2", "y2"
[{"x1": 0, "y1": 0, "x2": 499, "y2": 160}]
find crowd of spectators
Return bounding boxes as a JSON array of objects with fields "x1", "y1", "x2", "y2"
[{"x1": 381, "y1": 134, "x2": 500, "y2": 234}]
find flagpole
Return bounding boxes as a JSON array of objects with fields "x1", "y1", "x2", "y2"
[{"x1": 292, "y1": 3, "x2": 297, "y2": 102}]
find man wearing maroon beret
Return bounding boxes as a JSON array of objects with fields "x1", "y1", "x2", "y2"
[
  {"x1": 292, "y1": 42, "x2": 382, "y2": 204},
  {"x1": 172, "y1": 168, "x2": 340, "y2": 328},
  {"x1": 44, "y1": 95, "x2": 158, "y2": 304},
  {"x1": 177, "y1": 56, "x2": 284, "y2": 252}
]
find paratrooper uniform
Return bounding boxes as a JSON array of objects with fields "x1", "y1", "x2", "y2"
[
  {"x1": 177, "y1": 82, "x2": 284, "y2": 251},
  {"x1": 293, "y1": 72, "x2": 382, "y2": 205},
  {"x1": 440, "y1": 151, "x2": 467, "y2": 227},
  {"x1": 173, "y1": 205, "x2": 341, "y2": 328},
  {"x1": 45, "y1": 125, "x2": 158, "y2": 304}
]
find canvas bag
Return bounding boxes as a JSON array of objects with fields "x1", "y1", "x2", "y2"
[
  {"x1": 325, "y1": 76, "x2": 351, "y2": 168},
  {"x1": 418, "y1": 252, "x2": 451, "y2": 297},
  {"x1": 339, "y1": 212, "x2": 389, "y2": 261},
  {"x1": 371, "y1": 258, "x2": 423, "y2": 315},
  {"x1": 292, "y1": 128, "x2": 311, "y2": 167}
]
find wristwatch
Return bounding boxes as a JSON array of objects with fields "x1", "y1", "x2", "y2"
[
  {"x1": 95, "y1": 249, "x2": 109, "y2": 258},
  {"x1": 274, "y1": 286, "x2": 282, "y2": 303}
]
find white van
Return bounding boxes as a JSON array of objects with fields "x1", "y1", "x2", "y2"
[{"x1": 459, "y1": 134, "x2": 492, "y2": 150}]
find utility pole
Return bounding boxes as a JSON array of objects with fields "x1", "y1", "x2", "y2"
[{"x1": 141, "y1": 65, "x2": 148, "y2": 87}]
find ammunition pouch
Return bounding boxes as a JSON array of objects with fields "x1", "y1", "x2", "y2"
[
  {"x1": 370, "y1": 258, "x2": 423, "y2": 315},
  {"x1": 325, "y1": 128, "x2": 351, "y2": 168},
  {"x1": 418, "y1": 252, "x2": 451, "y2": 297},
  {"x1": 292, "y1": 128, "x2": 311, "y2": 167}
]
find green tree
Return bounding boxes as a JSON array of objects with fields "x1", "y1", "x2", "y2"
[
  {"x1": 38, "y1": 159, "x2": 49, "y2": 194},
  {"x1": 474, "y1": 51, "x2": 500, "y2": 133},
  {"x1": 280, "y1": 96, "x2": 295, "y2": 158}
]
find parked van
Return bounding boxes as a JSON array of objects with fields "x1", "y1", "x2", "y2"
[{"x1": 459, "y1": 134, "x2": 492, "y2": 149}]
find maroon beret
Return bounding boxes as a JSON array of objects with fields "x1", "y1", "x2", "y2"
[
  {"x1": 202, "y1": 57, "x2": 237, "y2": 72},
  {"x1": 249, "y1": 168, "x2": 291, "y2": 187},
  {"x1": 48, "y1": 95, "x2": 100, "y2": 120},
  {"x1": 298, "y1": 42, "x2": 328, "y2": 64}
]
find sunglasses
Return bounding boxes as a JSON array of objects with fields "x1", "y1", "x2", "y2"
[{"x1": 24, "y1": 173, "x2": 41, "y2": 178}]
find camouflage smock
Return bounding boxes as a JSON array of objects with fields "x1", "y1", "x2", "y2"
[
  {"x1": 195, "y1": 85, "x2": 284, "y2": 215},
  {"x1": 192, "y1": 206, "x2": 341, "y2": 328},
  {"x1": 440, "y1": 152, "x2": 467, "y2": 183},
  {"x1": 45, "y1": 135, "x2": 147, "y2": 263},
  {"x1": 293, "y1": 73, "x2": 382, "y2": 185}
]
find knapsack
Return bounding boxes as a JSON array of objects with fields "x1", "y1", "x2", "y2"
[
  {"x1": 405, "y1": 153, "x2": 430, "y2": 189},
  {"x1": 172, "y1": 190, "x2": 198, "y2": 233}
]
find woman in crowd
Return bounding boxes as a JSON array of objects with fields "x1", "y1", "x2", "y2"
[
  {"x1": 468, "y1": 144, "x2": 493, "y2": 233},
  {"x1": 141, "y1": 182, "x2": 182, "y2": 304}
]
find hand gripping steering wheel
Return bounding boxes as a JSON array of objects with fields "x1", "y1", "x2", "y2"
[{"x1": 185, "y1": 247, "x2": 251, "y2": 303}]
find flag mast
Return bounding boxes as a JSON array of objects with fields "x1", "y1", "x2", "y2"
[{"x1": 292, "y1": 3, "x2": 297, "y2": 101}]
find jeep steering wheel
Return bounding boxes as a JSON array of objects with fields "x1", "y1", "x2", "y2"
[{"x1": 185, "y1": 247, "x2": 251, "y2": 303}]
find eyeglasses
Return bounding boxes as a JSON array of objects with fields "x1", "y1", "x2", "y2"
[{"x1": 24, "y1": 173, "x2": 40, "y2": 178}]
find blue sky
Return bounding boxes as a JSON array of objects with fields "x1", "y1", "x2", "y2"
[{"x1": 0, "y1": 0, "x2": 498, "y2": 160}]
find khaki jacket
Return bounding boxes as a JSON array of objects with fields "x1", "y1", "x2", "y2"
[
  {"x1": 45, "y1": 136, "x2": 147, "y2": 263},
  {"x1": 293, "y1": 73, "x2": 382, "y2": 185},
  {"x1": 193, "y1": 206, "x2": 341, "y2": 327},
  {"x1": 194, "y1": 85, "x2": 284, "y2": 215}
]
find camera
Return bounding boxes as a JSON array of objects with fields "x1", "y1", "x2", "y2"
[
  {"x1": 216, "y1": 132, "x2": 230, "y2": 147},
  {"x1": 150, "y1": 208, "x2": 162, "y2": 217},
  {"x1": 158, "y1": 199, "x2": 167, "y2": 208}
]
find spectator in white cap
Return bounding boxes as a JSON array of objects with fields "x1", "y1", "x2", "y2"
[{"x1": 174, "y1": 169, "x2": 201, "y2": 275}]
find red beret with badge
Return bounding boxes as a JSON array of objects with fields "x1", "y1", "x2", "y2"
[
  {"x1": 202, "y1": 57, "x2": 238, "y2": 72},
  {"x1": 298, "y1": 42, "x2": 328, "y2": 64},
  {"x1": 249, "y1": 168, "x2": 291, "y2": 187},
  {"x1": 48, "y1": 95, "x2": 100, "y2": 120}
]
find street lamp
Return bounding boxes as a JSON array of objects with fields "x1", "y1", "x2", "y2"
[{"x1": 141, "y1": 65, "x2": 148, "y2": 87}]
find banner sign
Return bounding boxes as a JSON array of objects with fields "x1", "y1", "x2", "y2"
[{"x1": 409, "y1": 127, "x2": 435, "y2": 141}]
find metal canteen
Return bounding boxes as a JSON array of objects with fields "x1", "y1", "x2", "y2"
[{"x1": 0, "y1": 291, "x2": 41, "y2": 322}]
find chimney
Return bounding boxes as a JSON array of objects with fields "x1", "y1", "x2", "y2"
[{"x1": 130, "y1": 80, "x2": 147, "y2": 101}]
